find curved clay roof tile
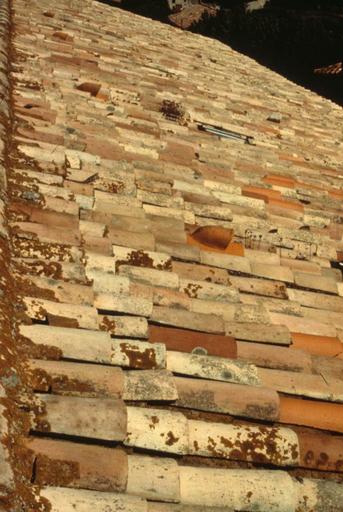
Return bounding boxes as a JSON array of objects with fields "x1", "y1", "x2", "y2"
[
  {"x1": 190, "y1": 225, "x2": 234, "y2": 249},
  {"x1": 314, "y1": 62, "x2": 343, "y2": 75}
]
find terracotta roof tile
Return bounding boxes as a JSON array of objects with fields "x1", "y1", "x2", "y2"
[
  {"x1": 41, "y1": 487, "x2": 146, "y2": 512},
  {"x1": 34, "y1": 394, "x2": 127, "y2": 440},
  {"x1": 291, "y1": 333, "x2": 343, "y2": 357},
  {"x1": 27, "y1": 438, "x2": 128, "y2": 491},
  {"x1": 1, "y1": 0, "x2": 343, "y2": 508},
  {"x1": 314, "y1": 62, "x2": 343, "y2": 76},
  {"x1": 175, "y1": 376, "x2": 280, "y2": 421},
  {"x1": 279, "y1": 396, "x2": 343, "y2": 433},
  {"x1": 226, "y1": 322, "x2": 291, "y2": 345},
  {"x1": 237, "y1": 340, "x2": 312, "y2": 372},
  {"x1": 149, "y1": 325, "x2": 237, "y2": 358}
]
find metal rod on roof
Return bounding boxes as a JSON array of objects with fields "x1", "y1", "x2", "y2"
[{"x1": 198, "y1": 123, "x2": 255, "y2": 144}]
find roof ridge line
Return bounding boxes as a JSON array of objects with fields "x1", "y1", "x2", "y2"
[{"x1": 0, "y1": 1, "x2": 45, "y2": 509}]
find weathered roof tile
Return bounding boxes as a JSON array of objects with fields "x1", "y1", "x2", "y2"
[
  {"x1": 149, "y1": 325, "x2": 237, "y2": 358},
  {"x1": 123, "y1": 369, "x2": 178, "y2": 401},
  {"x1": 200, "y1": 251, "x2": 251, "y2": 273},
  {"x1": 167, "y1": 351, "x2": 259, "y2": 386},
  {"x1": 27, "y1": 438, "x2": 128, "y2": 491},
  {"x1": 41, "y1": 487, "x2": 147, "y2": 512},
  {"x1": 34, "y1": 395, "x2": 127, "y2": 441},
  {"x1": 175, "y1": 376, "x2": 280, "y2": 421},
  {"x1": 189, "y1": 421, "x2": 300, "y2": 466},
  {"x1": 237, "y1": 340, "x2": 312, "y2": 372},
  {"x1": 2, "y1": 0, "x2": 343, "y2": 507},
  {"x1": 23, "y1": 297, "x2": 99, "y2": 329},
  {"x1": 179, "y1": 467, "x2": 295, "y2": 511},
  {"x1": 225, "y1": 322, "x2": 291, "y2": 345},
  {"x1": 94, "y1": 293, "x2": 153, "y2": 317},
  {"x1": 127, "y1": 455, "x2": 180, "y2": 502},
  {"x1": 20, "y1": 324, "x2": 112, "y2": 363},
  {"x1": 125, "y1": 407, "x2": 188, "y2": 455},
  {"x1": 151, "y1": 306, "x2": 225, "y2": 334}
]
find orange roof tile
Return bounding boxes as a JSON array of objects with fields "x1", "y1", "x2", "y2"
[
  {"x1": 314, "y1": 62, "x2": 343, "y2": 76},
  {"x1": 291, "y1": 333, "x2": 343, "y2": 357},
  {"x1": 0, "y1": 0, "x2": 342, "y2": 508},
  {"x1": 279, "y1": 396, "x2": 343, "y2": 433}
]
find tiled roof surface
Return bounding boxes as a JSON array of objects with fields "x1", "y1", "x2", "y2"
[
  {"x1": 314, "y1": 62, "x2": 343, "y2": 76},
  {"x1": 169, "y1": 4, "x2": 219, "y2": 29},
  {"x1": 0, "y1": 0, "x2": 343, "y2": 510}
]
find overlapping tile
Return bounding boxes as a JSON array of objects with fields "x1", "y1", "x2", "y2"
[{"x1": 0, "y1": 0, "x2": 342, "y2": 509}]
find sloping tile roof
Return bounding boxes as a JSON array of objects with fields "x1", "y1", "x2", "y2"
[
  {"x1": 0, "y1": 0, "x2": 343, "y2": 510},
  {"x1": 169, "y1": 4, "x2": 219, "y2": 30},
  {"x1": 315, "y1": 62, "x2": 343, "y2": 76}
]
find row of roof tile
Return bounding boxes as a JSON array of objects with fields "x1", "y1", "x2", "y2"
[{"x1": 0, "y1": 0, "x2": 342, "y2": 509}]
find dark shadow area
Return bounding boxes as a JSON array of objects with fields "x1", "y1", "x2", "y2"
[
  {"x1": 118, "y1": 0, "x2": 343, "y2": 106},
  {"x1": 190, "y1": 2, "x2": 343, "y2": 106},
  {"x1": 120, "y1": 0, "x2": 170, "y2": 20}
]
